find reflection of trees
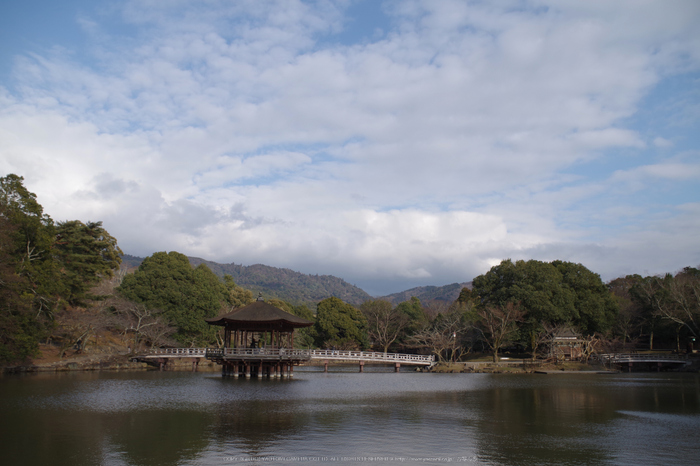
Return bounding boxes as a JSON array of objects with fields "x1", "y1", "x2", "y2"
[
  {"x1": 104, "y1": 410, "x2": 213, "y2": 466},
  {"x1": 210, "y1": 399, "x2": 313, "y2": 456},
  {"x1": 469, "y1": 379, "x2": 615, "y2": 465}
]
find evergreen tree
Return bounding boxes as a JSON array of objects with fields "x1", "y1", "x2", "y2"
[
  {"x1": 54, "y1": 220, "x2": 122, "y2": 304},
  {"x1": 314, "y1": 297, "x2": 369, "y2": 350},
  {"x1": 118, "y1": 251, "x2": 227, "y2": 345}
]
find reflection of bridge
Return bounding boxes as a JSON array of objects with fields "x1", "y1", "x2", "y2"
[
  {"x1": 595, "y1": 353, "x2": 690, "y2": 372},
  {"x1": 134, "y1": 348, "x2": 435, "y2": 376}
]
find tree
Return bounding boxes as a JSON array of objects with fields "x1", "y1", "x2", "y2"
[
  {"x1": 552, "y1": 260, "x2": 618, "y2": 334},
  {"x1": 477, "y1": 302, "x2": 524, "y2": 362},
  {"x1": 395, "y1": 296, "x2": 428, "y2": 341},
  {"x1": 0, "y1": 208, "x2": 44, "y2": 363},
  {"x1": 472, "y1": 259, "x2": 618, "y2": 342},
  {"x1": 632, "y1": 269, "x2": 700, "y2": 350},
  {"x1": 314, "y1": 297, "x2": 369, "y2": 350},
  {"x1": 118, "y1": 252, "x2": 227, "y2": 346},
  {"x1": 54, "y1": 220, "x2": 122, "y2": 304},
  {"x1": 608, "y1": 275, "x2": 646, "y2": 347},
  {"x1": 109, "y1": 296, "x2": 175, "y2": 349},
  {"x1": 360, "y1": 299, "x2": 410, "y2": 352},
  {"x1": 409, "y1": 308, "x2": 473, "y2": 363},
  {"x1": 223, "y1": 274, "x2": 254, "y2": 309},
  {"x1": 0, "y1": 174, "x2": 62, "y2": 318}
]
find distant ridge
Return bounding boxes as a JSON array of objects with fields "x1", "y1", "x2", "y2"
[
  {"x1": 188, "y1": 257, "x2": 372, "y2": 306},
  {"x1": 120, "y1": 254, "x2": 470, "y2": 308},
  {"x1": 379, "y1": 282, "x2": 472, "y2": 306}
]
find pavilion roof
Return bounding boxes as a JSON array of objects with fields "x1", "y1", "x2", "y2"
[{"x1": 206, "y1": 300, "x2": 313, "y2": 328}]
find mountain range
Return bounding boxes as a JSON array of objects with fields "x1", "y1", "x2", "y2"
[{"x1": 120, "y1": 254, "x2": 470, "y2": 307}]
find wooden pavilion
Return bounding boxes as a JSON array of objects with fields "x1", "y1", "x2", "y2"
[
  {"x1": 205, "y1": 295, "x2": 313, "y2": 378},
  {"x1": 548, "y1": 326, "x2": 585, "y2": 361}
]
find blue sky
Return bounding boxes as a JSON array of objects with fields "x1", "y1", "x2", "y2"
[{"x1": 1, "y1": 0, "x2": 699, "y2": 296}]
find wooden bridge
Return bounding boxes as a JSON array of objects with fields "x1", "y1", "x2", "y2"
[
  {"x1": 595, "y1": 353, "x2": 690, "y2": 372},
  {"x1": 133, "y1": 347, "x2": 435, "y2": 376}
]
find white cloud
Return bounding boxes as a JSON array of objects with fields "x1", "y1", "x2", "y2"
[{"x1": 1, "y1": 0, "x2": 699, "y2": 294}]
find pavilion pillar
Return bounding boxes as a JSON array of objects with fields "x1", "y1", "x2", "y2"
[
  {"x1": 280, "y1": 363, "x2": 286, "y2": 379},
  {"x1": 257, "y1": 364, "x2": 262, "y2": 378},
  {"x1": 289, "y1": 364, "x2": 294, "y2": 378},
  {"x1": 245, "y1": 363, "x2": 251, "y2": 378}
]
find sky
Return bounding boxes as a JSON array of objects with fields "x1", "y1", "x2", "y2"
[{"x1": 1, "y1": 0, "x2": 699, "y2": 296}]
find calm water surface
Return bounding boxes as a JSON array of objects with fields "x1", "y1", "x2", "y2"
[{"x1": 1, "y1": 368, "x2": 699, "y2": 465}]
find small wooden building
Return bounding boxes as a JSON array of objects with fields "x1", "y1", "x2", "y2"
[
  {"x1": 205, "y1": 296, "x2": 313, "y2": 378},
  {"x1": 549, "y1": 327, "x2": 585, "y2": 361}
]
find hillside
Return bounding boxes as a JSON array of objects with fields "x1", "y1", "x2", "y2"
[
  {"x1": 120, "y1": 254, "x2": 469, "y2": 307},
  {"x1": 379, "y1": 282, "x2": 472, "y2": 306}
]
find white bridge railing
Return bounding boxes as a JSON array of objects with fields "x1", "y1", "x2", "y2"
[
  {"x1": 141, "y1": 347, "x2": 435, "y2": 365},
  {"x1": 309, "y1": 349, "x2": 434, "y2": 365},
  {"x1": 595, "y1": 353, "x2": 689, "y2": 363}
]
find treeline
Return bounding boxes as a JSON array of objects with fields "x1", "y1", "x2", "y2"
[
  {"x1": 0, "y1": 175, "x2": 122, "y2": 363},
  {"x1": 2, "y1": 173, "x2": 698, "y2": 365}
]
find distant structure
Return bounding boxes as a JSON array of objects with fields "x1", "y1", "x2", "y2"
[
  {"x1": 205, "y1": 295, "x2": 313, "y2": 378},
  {"x1": 549, "y1": 327, "x2": 585, "y2": 361}
]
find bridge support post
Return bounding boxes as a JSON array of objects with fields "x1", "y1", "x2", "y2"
[
  {"x1": 395, "y1": 362, "x2": 400, "y2": 373},
  {"x1": 192, "y1": 358, "x2": 199, "y2": 372},
  {"x1": 657, "y1": 362, "x2": 662, "y2": 372},
  {"x1": 234, "y1": 363, "x2": 239, "y2": 378},
  {"x1": 359, "y1": 361, "x2": 364, "y2": 373},
  {"x1": 245, "y1": 363, "x2": 251, "y2": 378},
  {"x1": 257, "y1": 364, "x2": 262, "y2": 378},
  {"x1": 628, "y1": 362, "x2": 633, "y2": 373},
  {"x1": 289, "y1": 364, "x2": 294, "y2": 378},
  {"x1": 324, "y1": 360, "x2": 328, "y2": 373}
]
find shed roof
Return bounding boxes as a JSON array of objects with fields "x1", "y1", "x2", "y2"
[
  {"x1": 206, "y1": 300, "x2": 313, "y2": 328},
  {"x1": 551, "y1": 326, "x2": 581, "y2": 340}
]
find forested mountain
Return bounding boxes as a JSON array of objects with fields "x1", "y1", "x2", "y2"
[
  {"x1": 121, "y1": 255, "x2": 373, "y2": 306},
  {"x1": 122, "y1": 255, "x2": 472, "y2": 306},
  {"x1": 190, "y1": 258, "x2": 374, "y2": 306},
  {"x1": 379, "y1": 282, "x2": 472, "y2": 306}
]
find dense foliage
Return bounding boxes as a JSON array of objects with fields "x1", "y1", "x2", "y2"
[
  {"x1": 472, "y1": 259, "x2": 618, "y2": 334},
  {"x1": 315, "y1": 297, "x2": 369, "y2": 350},
  {"x1": 0, "y1": 175, "x2": 122, "y2": 364},
  {"x1": 118, "y1": 252, "x2": 234, "y2": 346}
]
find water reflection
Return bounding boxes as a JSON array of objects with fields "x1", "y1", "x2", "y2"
[{"x1": 1, "y1": 372, "x2": 699, "y2": 465}]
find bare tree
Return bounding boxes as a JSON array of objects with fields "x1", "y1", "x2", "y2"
[
  {"x1": 360, "y1": 299, "x2": 411, "y2": 352},
  {"x1": 477, "y1": 302, "x2": 524, "y2": 363},
  {"x1": 409, "y1": 310, "x2": 472, "y2": 363},
  {"x1": 637, "y1": 272, "x2": 700, "y2": 346},
  {"x1": 110, "y1": 297, "x2": 175, "y2": 349},
  {"x1": 422, "y1": 299, "x2": 452, "y2": 320},
  {"x1": 52, "y1": 307, "x2": 112, "y2": 357},
  {"x1": 580, "y1": 334, "x2": 600, "y2": 363}
]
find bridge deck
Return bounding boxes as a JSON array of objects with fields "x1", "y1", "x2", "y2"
[
  {"x1": 596, "y1": 353, "x2": 690, "y2": 364},
  {"x1": 136, "y1": 348, "x2": 435, "y2": 366}
]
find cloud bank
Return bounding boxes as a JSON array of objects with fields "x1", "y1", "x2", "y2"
[{"x1": 1, "y1": 0, "x2": 699, "y2": 295}]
